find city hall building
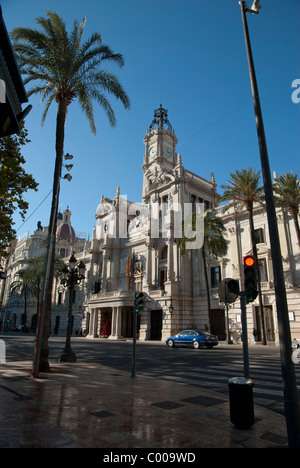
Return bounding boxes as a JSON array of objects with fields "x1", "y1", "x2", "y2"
[
  {"x1": 83, "y1": 105, "x2": 218, "y2": 341},
  {"x1": 1, "y1": 106, "x2": 299, "y2": 344}
]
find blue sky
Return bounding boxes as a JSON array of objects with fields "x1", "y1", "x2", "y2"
[{"x1": 2, "y1": 0, "x2": 300, "y2": 240}]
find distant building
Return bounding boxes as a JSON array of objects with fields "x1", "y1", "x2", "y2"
[
  {"x1": 216, "y1": 199, "x2": 300, "y2": 344},
  {"x1": 80, "y1": 105, "x2": 218, "y2": 341},
  {"x1": 0, "y1": 207, "x2": 90, "y2": 334}
]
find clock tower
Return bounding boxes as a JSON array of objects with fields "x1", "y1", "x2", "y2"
[{"x1": 142, "y1": 105, "x2": 178, "y2": 203}]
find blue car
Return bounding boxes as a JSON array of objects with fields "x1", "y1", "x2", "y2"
[{"x1": 166, "y1": 329, "x2": 218, "y2": 349}]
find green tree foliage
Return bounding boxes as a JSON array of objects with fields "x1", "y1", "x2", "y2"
[
  {"x1": 10, "y1": 269, "x2": 36, "y2": 326},
  {"x1": 0, "y1": 123, "x2": 38, "y2": 256},
  {"x1": 273, "y1": 172, "x2": 300, "y2": 246}
]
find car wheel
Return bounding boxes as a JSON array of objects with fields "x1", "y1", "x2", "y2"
[
  {"x1": 167, "y1": 340, "x2": 174, "y2": 348},
  {"x1": 193, "y1": 341, "x2": 200, "y2": 349}
]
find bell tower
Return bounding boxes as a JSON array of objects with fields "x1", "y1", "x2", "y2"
[{"x1": 142, "y1": 105, "x2": 178, "y2": 202}]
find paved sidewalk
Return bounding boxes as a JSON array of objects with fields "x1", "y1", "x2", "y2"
[{"x1": 0, "y1": 358, "x2": 289, "y2": 448}]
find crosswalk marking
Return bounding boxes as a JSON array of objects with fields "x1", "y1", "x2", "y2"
[
  {"x1": 161, "y1": 372, "x2": 285, "y2": 396},
  {"x1": 178, "y1": 371, "x2": 296, "y2": 391},
  {"x1": 156, "y1": 357, "x2": 300, "y2": 408}
]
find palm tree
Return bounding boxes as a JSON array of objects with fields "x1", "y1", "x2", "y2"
[
  {"x1": 10, "y1": 270, "x2": 36, "y2": 328},
  {"x1": 24, "y1": 255, "x2": 64, "y2": 317},
  {"x1": 220, "y1": 168, "x2": 267, "y2": 345},
  {"x1": 178, "y1": 209, "x2": 228, "y2": 332},
  {"x1": 273, "y1": 172, "x2": 300, "y2": 247},
  {"x1": 12, "y1": 11, "x2": 130, "y2": 372}
]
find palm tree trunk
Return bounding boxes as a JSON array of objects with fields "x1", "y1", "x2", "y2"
[
  {"x1": 248, "y1": 208, "x2": 267, "y2": 345},
  {"x1": 23, "y1": 289, "x2": 27, "y2": 326},
  {"x1": 202, "y1": 246, "x2": 212, "y2": 333},
  {"x1": 38, "y1": 100, "x2": 67, "y2": 373}
]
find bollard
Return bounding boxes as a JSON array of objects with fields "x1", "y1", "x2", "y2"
[{"x1": 228, "y1": 377, "x2": 254, "y2": 429}]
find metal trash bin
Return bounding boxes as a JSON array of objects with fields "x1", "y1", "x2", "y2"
[{"x1": 228, "y1": 377, "x2": 254, "y2": 429}]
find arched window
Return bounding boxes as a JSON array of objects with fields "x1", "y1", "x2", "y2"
[
  {"x1": 159, "y1": 245, "x2": 168, "y2": 290},
  {"x1": 160, "y1": 246, "x2": 168, "y2": 260}
]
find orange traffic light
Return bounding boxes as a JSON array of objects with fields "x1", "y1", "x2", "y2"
[
  {"x1": 244, "y1": 255, "x2": 255, "y2": 267},
  {"x1": 243, "y1": 255, "x2": 258, "y2": 303}
]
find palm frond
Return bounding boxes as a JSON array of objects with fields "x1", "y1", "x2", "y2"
[
  {"x1": 11, "y1": 9, "x2": 130, "y2": 130},
  {"x1": 220, "y1": 168, "x2": 263, "y2": 211}
]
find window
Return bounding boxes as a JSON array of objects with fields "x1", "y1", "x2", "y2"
[
  {"x1": 258, "y1": 258, "x2": 268, "y2": 282},
  {"x1": 205, "y1": 200, "x2": 210, "y2": 210},
  {"x1": 58, "y1": 292, "x2": 63, "y2": 305},
  {"x1": 160, "y1": 246, "x2": 168, "y2": 260},
  {"x1": 211, "y1": 265, "x2": 221, "y2": 288},
  {"x1": 159, "y1": 268, "x2": 167, "y2": 290},
  {"x1": 159, "y1": 246, "x2": 168, "y2": 290},
  {"x1": 254, "y1": 228, "x2": 265, "y2": 244},
  {"x1": 191, "y1": 195, "x2": 197, "y2": 212}
]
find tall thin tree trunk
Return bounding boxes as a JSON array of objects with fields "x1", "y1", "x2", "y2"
[
  {"x1": 23, "y1": 289, "x2": 27, "y2": 326},
  {"x1": 38, "y1": 100, "x2": 67, "y2": 373}
]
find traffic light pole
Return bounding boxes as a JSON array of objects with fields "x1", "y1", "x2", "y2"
[
  {"x1": 240, "y1": 292, "x2": 250, "y2": 379},
  {"x1": 225, "y1": 304, "x2": 233, "y2": 345},
  {"x1": 132, "y1": 292, "x2": 145, "y2": 377},
  {"x1": 239, "y1": 1, "x2": 300, "y2": 447},
  {"x1": 131, "y1": 309, "x2": 137, "y2": 378}
]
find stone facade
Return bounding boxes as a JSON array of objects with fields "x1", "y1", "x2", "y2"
[
  {"x1": 217, "y1": 201, "x2": 300, "y2": 345},
  {"x1": 82, "y1": 106, "x2": 218, "y2": 341},
  {"x1": 0, "y1": 208, "x2": 89, "y2": 335}
]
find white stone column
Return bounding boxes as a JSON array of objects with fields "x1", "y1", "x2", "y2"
[
  {"x1": 116, "y1": 306, "x2": 122, "y2": 337},
  {"x1": 167, "y1": 238, "x2": 174, "y2": 282},
  {"x1": 93, "y1": 309, "x2": 99, "y2": 337},
  {"x1": 102, "y1": 253, "x2": 108, "y2": 292}
]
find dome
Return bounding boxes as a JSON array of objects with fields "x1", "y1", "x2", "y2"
[{"x1": 56, "y1": 223, "x2": 76, "y2": 243}]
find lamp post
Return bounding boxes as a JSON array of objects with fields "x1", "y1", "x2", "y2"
[
  {"x1": 239, "y1": 0, "x2": 300, "y2": 447},
  {"x1": 58, "y1": 254, "x2": 85, "y2": 362}
]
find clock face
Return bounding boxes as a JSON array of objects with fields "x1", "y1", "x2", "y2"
[
  {"x1": 164, "y1": 147, "x2": 172, "y2": 157},
  {"x1": 149, "y1": 146, "x2": 157, "y2": 157}
]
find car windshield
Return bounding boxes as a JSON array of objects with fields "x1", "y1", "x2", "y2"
[{"x1": 197, "y1": 330, "x2": 211, "y2": 335}]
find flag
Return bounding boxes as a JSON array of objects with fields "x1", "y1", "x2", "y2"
[
  {"x1": 126, "y1": 251, "x2": 130, "y2": 276},
  {"x1": 131, "y1": 252, "x2": 135, "y2": 278}
]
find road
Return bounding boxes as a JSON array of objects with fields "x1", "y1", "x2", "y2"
[{"x1": 1, "y1": 332, "x2": 300, "y2": 415}]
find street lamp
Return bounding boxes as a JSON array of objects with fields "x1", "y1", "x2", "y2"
[
  {"x1": 58, "y1": 254, "x2": 85, "y2": 362},
  {"x1": 239, "y1": 0, "x2": 300, "y2": 447}
]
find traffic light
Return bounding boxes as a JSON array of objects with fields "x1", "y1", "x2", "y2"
[
  {"x1": 134, "y1": 292, "x2": 144, "y2": 313},
  {"x1": 243, "y1": 255, "x2": 258, "y2": 303},
  {"x1": 218, "y1": 278, "x2": 239, "y2": 304}
]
